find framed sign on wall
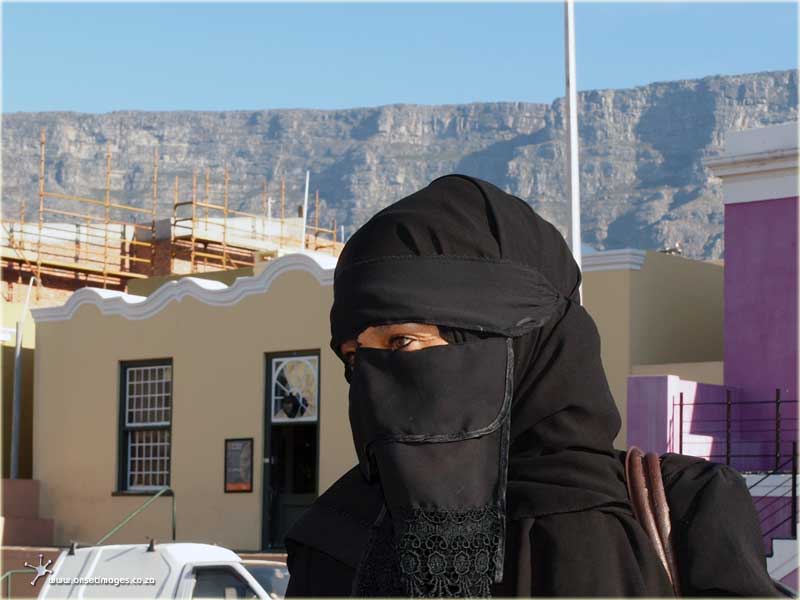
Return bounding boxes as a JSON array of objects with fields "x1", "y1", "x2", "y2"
[
  {"x1": 270, "y1": 354, "x2": 319, "y2": 423},
  {"x1": 224, "y1": 438, "x2": 253, "y2": 493}
]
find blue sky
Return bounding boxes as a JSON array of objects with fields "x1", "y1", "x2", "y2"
[{"x1": 3, "y1": 2, "x2": 797, "y2": 113}]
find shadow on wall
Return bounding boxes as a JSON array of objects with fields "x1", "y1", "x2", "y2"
[
  {"x1": 629, "y1": 375, "x2": 796, "y2": 473},
  {"x1": 2, "y1": 345, "x2": 34, "y2": 479}
]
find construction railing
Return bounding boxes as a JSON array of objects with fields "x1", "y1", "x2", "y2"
[
  {"x1": 676, "y1": 389, "x2": 798, "y2": 472},
  {"x1": 674, "y1": 388, "x2": 797, "y2": 552},
  {"x1": 3, "y1": 130, "x2": 158, "y2": 297},
  {"x1": 171, "y1": 170, "x2": 340, "y2": 273},
  {"x1": 3, "y1": 129, "x2": 342, "y2": 298},
  {"x1": 747, "y1": 442, "x2": 797, "y2": 546}
]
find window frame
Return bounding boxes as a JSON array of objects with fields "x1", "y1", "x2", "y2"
[
  {"x1": 190, "y1": 565, "x2": 259, "y2": 599},
  {"x1": 117, "y1": 358, "x2": 174, "y2": 493}
]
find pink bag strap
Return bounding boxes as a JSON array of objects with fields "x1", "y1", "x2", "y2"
[{"x1": 625, "y1": 446, "x2": 681, "y2": 596}]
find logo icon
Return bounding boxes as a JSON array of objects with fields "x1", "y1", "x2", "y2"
[{"x1": 25, "y1": 554, "x2": 53, "y2": 586}]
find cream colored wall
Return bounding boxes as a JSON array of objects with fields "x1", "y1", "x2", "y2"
[
  {"x1": 631, "y1": 252, "x2": 723, "y2": 365},
  {"x1": 33, "y1": 270, "x2": 355, "y2": 551},
  {"x1": 581, "y1": 253, "x2": 723, "y2": 448},
  {"x1": 2, "y1": 301, "x2": 36, "y2": 349},
  {"x1": 33, "y1": 251, "x2": 726, "y2": 547},
  {"x1": 631, "y1": 361, "x2": 724, "y2": 385},
  {"x1": 581, "y1": 270, "x2": 633, "y2": 448},
  {"x1": 3, "y1": 302, "x2": 37, "y2": 478},
  {"x1": 127, "y1": 266, "x2": 255, "y2": 297}
]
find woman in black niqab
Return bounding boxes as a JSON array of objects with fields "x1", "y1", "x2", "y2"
[{"x1": 285, "y1": 175, "x2": 780, "y2": 597}]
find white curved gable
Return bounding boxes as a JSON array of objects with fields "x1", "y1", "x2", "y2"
[{"x1": 31, "y1": 253, "x2": 335, "y2": 323}]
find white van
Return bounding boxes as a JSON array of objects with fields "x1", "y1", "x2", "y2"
[{"x1": 37, "y1": 542, "x2": 289, "y2": 599}]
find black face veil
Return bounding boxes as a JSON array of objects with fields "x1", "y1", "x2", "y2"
[{"x1": 330, "y1": 175, "x2": 629, "y2": 597}]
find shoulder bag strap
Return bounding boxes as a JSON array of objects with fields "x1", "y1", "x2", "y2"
[{"x1": 625, "y1": 446, "x2": 681, "y2": 596}]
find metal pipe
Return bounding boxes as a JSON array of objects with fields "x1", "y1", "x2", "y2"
[
  {"x1": 122, "y1": 223, "x2": 129, "y2": 271},
  {"x1": 75, "y1": 223, "x2": 81, "y2": 263},
  {"x1": 792, "y1": 440, "x2": 797, "y2": 538},
  {"x1": 302, "y1": 171, "x2": 310, "y2": 250},
  {"x1": 726, "y1": 388, "x2": 732, "y2": 466},
  {"x1": 172, "y1": 176, "x2": 179, "y2": 274},
  {"x1": 95, "y1": 487, "x2": 174, "y2": 545},
  {"x1": 262, "y1": 179, "x2": 268, "y2": 217},
  {"x1": 1, "y1": 569, "x2": 30, "y2": 598},
  {"x1": 42, "y1": 192, "x2": 153, "y2": 214},
  {"x1": 223, "y1": 167, "x2": 229, "y2": 267},
  {"x1": 679, "y1": 392, "x2": 684, "y2": 455},
  {"x1": 314, "y1": 190, "x2": 320, "y2": 249},
  {"x1": 564, "y1": 0, "x2": 582, "y2": 291},
  {"x1": 267, "y1": 196, "x2": 272, "y2": 242},
  {"x1": 280, "y1": 177, "x2": 285, "y2": 247},
  {"x1": 11, "y1": 276, "x2": 36, "y2": 479},
  {"x1": 776, "y1": 388, "x2": 782, "y2": 470},
  {"x1": 191, "y1": 170, "x2": 197, "y2": 273},
  {"x1": 18, "y1": 175, "x2": 25, "y2": 250},
  {"x1": 152, "y1": 149, "x2": 159, "y2": 276},
  {"x1": 103, "y1": 144, "x2": 111, "y2": 288},
  {"x1": 261, "y1": 179, "x2": 268, "y2": 241},
  {"x1": 37, "y1": 129, "x2": 45, "y2": 300}
]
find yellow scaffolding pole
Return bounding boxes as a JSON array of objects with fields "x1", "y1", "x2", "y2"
[
  {"x1": 204, "y1": 168, "x2": 210, "y2": 227},
  {"x1": 314, "y1": 190, "x2": 320, "y2": 249},
  {"x1": 223, "y1": 166, "x2": 229, "y2": 268},
  {"x1": 280, "y1": 177, "x2": 285, "y2": 248},
  {"x1": 36, "y1": 128, "x2": 45, "y2": 300},
  {"x1": 262, "y1": 178, "x2": 268, "y2": 242},
  {"x1": 171, "y1": 175, "x2": 179, "y2": 273},
  {"x1": 103, "y1": 143, "x2": 111, "y2": 288},
  {"x1": 191, "y1": 170, "x2": 197, "y2": 273},
  {"x1": 152, "y1": 148, "x2": 159, "y2": 276}
]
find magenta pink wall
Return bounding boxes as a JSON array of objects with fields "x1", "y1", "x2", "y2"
[
  {"x1": 724, "y1": 196, "x2": 798, "y2": 404},
  {"x1": 723, "y1": 196, "x2": 798, "y2": 471},
  {"x1": 780, "y1": 568, "x2": 798, "y2": 591},
  {"x1": 627, "y1": 193, "x2": 798, "y2": 570},
  {"x1": 627, "y1": 376, "x2": 670, "y2": 453}
]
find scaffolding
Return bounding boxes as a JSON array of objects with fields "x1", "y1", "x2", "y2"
[
  {"x1": 1, "y1": 129, "x2": 342, "y2": 303},
  {"x1": 2, "y1": 130, "x2": 157, "y2": 301},
  {"x1": 170, "y1": 170, "x2": 340, "y2": 274}
]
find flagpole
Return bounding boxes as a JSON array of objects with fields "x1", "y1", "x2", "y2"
[{"x1": 564, "y1": 0, "x2": 582, "y2": 279}]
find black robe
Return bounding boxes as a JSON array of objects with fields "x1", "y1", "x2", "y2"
[
  {"x1": 285, "y1": 452, "x2": 782, "y2": 597},
  {"x1": 304, "y1": 175, "x2": 786, "y2": 598}
]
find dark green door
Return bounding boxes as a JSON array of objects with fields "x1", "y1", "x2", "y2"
[{"x1": 262, "y1": 351, "x2": 320, "y2": 550}]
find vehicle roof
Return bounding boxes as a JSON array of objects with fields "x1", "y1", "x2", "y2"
[
  {"x1": 65, "y1": 542, "x2": 241, "y2": 564},
  {"x1": 38, "y1": 542, "x2": 245, "y2": 599},
  {"x1": 154, "y1": 542, "x2": 241, "y2": 563}
]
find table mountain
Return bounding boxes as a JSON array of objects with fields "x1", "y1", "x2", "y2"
[{"x1": 2, "y1": 69, "x2": 796, "y2": 259}]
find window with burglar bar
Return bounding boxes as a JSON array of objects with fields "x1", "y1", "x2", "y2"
[{"x1": 119, "y1": 361, "x2": 172, "y2": 491}]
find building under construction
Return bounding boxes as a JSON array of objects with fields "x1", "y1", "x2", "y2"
[{"x1": 2, "y1": 130, "x2": 343, "y2": 307}]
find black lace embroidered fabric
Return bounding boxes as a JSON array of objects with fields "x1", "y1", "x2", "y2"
[
  {"x1": 354, "y1": 506, "x2": 503, "y2": 597},
  {"x1": 353, "y1": 508, "x2": 403, "y2": 597}
]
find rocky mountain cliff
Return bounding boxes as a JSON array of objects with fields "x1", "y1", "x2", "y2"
[{"x1": 2, "y1": 69, "x2": 797, "y2": 259}]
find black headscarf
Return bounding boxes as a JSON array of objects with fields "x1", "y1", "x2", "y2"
[{"x1": 330, "y1": 174, "x2": 629, "y2": 523}]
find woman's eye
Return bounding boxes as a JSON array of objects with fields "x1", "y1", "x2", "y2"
[{"x1": 389, "y1": 335, "x2": 415, "y2": 351}]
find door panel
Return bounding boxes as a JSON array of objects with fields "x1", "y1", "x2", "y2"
[
  {"x1": 267, "y1": 424, "x2": 317, "y2": 547},
  {"x1": 263, "y1": 351, "x2": 320, "y2": 550}
]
